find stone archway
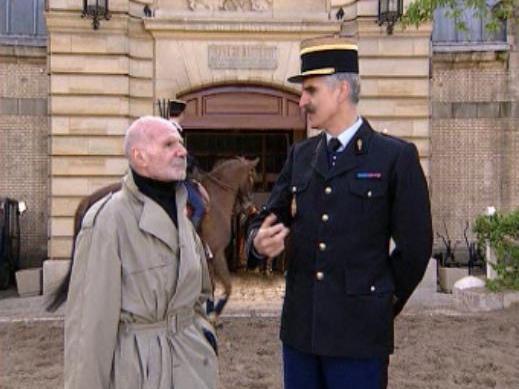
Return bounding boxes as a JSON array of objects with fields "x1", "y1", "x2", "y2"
[
  {"x1": 178, "y1": 83, "x2": 306, "y2": 191},
  {"x1": 179, "y1": 82, "x2": 305, "y2": 130}
]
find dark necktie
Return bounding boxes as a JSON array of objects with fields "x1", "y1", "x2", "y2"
[{"x1": 327, "y1": 138, "x2": 341, "y2": 168}]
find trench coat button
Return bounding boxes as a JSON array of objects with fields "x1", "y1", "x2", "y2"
[
  {"x1": 319, "y1": 242, "x2": 326, "y2": 251},
  {"x1": 367, "y1": 190, "x2": 372, "y2": 198},
  {"x1": 316, "y1": 271, "x2": 324, "y2": 280},
  {"x1": 325, "y1": 187, "x2": 332, "y2": 194},
  {"x1": 370, "y1": 285, "x2": 376, "y2": 292},
  {"x1": 321, "y1": 214, "x2": 329, "y2": 222}
]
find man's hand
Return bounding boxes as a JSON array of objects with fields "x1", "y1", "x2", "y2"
[{"x1": 253, "y1": 214, "x2": 289, "y2": 258}]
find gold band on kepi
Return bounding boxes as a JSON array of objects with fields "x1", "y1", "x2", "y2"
[{"x1": 287, "y1": 36, "x2": 359, "y2": 83}]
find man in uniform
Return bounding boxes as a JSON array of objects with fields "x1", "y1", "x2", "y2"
[
  {"x1": 65, "y1": 116, "x2": 218, "y2": 388},
  {"x1": 246, "y1": 36, "x2": 433, "y2": 388}
]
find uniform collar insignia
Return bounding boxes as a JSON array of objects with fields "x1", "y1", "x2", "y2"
[{"x1": 356, "y1": 138, "x2": 362, "y2": 153}]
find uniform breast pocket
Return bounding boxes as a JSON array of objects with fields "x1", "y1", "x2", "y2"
[{"x1": 348, "y1": 179, "x2": 387, "y2": 215}]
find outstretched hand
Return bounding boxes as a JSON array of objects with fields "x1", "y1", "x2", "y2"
[{"x1": 253, "y1": 214, "x2": 289, "y2": 258}]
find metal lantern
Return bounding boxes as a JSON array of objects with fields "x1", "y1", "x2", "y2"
[
  {"x1": 82, "y1": 0, "x2": 111, "y2": 30},
  {"x1": 378, "y1": 0, "x2": 403, "y2": 34}
]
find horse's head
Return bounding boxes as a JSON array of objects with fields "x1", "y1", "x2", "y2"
[{"x1": 235, "y1": 157, "x2": 259, "y2": 217}]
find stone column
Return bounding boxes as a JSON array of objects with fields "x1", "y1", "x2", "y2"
[{"x1": 45, "y1": 0, "x2": 154, "y2": 259}]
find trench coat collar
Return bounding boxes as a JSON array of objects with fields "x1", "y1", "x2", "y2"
[
  {"x1": 311, "y1": 117, "x2": 374, "y2": 180},
  {"x1": 123, "y1": 170, "x2": 183, "y2": 251}
]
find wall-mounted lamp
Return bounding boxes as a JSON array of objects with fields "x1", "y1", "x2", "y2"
[
  {"x1": 82, "y1": 0, "x2": 111, "y2": 30},
  {"x1": 378, "y1": 0, "x2": 403, "y2": 35}
]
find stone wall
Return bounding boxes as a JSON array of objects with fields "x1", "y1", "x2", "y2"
[
  {"x1": 0, "y1": 45, "x2": 49, "y2": 267},
  {"x1": 46, "y1": 0, "x2": 157, "y2": 259},
  {"x1": 431, "y1": 49, "x2": 518, "y2": 246}
]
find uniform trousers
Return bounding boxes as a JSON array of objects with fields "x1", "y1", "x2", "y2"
[{"x1": 283, "y1": 344, "x2": 388, "y2": 389}]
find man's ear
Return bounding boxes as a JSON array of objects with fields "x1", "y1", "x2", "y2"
[
  {"x1": 131, "y1": 147, "x2": 148, "y2": 169},
  {"x1": 339, "y1": 80, "x2": 350, "y2": 103}
]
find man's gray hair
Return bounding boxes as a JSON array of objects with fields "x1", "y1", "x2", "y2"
[{"x1": 326, "y1": 72, "x2": 361, "y2": 104}]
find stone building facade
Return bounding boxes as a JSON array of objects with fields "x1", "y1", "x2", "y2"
[
  {"x1": 44, "y1": 0, "x2": 433, "y2": 260},
  {"x1": 430, "y1": 8, "x2": 519, "y2": 247},
  {"x1": 0, "y1": 37, "x2": 49, "y2": 267},
  {"x1": 1, "y1": 1, "x2": 517, "y2": 270}
]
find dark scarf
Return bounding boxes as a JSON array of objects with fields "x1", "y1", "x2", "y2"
[{"x1": 132, "y1": 169, "x2": 178, "y2": 227}]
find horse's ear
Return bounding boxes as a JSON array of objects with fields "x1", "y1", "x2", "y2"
[{"x1": 250, "y1": 157, "x2": 260, "y2": 167}]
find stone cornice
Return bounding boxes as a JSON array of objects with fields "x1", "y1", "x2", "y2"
[
  {"x1": 347, "y1": 18, "x2": 433, "y2": 38},
  {"x1": 143, "y1": 17, "x2": 342, "y2": 38},
  {"x1": 45, "y1": 11, "x2": 129, "y2": 33}
]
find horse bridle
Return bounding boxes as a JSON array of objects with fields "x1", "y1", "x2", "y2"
[
  {"x1": 204, "y1": 172, "x2": 234, "y2": 192},
  {"x1": 206, "y1": 168, "x2": 257, "y2": 214}
]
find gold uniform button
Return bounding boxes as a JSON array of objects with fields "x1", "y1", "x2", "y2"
[
  {"x1": 316, "y1": 272, "x2": 324, "y2": 280},
  {"x1": 367, "y1": 190, "x2": 372, "y2": 198},
  {"x1": 322, "y1": 214, "x2": 329, "y2": 222},
  {"x1": 325, "y1": 187, "x2": 332, "y2": 194},
  {"x1": 319, "y1": 242, "x2": 326, "y2": 251},
  {"x1": 370, "y1": 285, "x2": 376, "y2": 292}
]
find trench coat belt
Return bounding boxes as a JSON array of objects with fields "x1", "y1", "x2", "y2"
[{"x1": 119, "y1": 307, "x2": 195, "y2": 336}]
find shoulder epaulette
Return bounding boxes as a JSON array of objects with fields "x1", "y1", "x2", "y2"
[{"x1": 377, "y1": 129, "x2": 408, "y2": 144}]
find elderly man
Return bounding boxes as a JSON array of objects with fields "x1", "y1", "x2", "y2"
[
  {"x1": 246, "y1": 36, "x2": 433, "y2": 388},
  {"x1": 65, "y1": 116, "x2": 218, "y2": 389}
]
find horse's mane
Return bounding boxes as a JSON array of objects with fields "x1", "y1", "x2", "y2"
[{"x1": 210, "y1": 157, "x2": 246, "y2": 179}]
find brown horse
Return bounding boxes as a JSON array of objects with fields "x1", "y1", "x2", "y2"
[
  {"x1": 200, "y1": 157, "x2": 258, "y2": 313},
  {"x1": 46, "y1": 157, "x2": 259, "y2": 315}
]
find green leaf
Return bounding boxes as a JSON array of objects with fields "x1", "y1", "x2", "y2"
[{"x1": 401, "y1": 0, "x2": 517, "y2": 33}]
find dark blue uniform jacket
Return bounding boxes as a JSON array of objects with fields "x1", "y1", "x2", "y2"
[{"x1": 247, "y1": 119, "x2": 433, "y2": 358}]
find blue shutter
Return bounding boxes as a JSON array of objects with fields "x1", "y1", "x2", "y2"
[
  {"x1": 0, "y1": 0, "x2": 47, "y2": 46},
  {"x1": 432, "y1": 1, "x2": 506, "y2": 45}
]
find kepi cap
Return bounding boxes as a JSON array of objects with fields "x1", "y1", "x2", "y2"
[{"x1": 288, "y1": 36, "x2": 358, "y2": 83}]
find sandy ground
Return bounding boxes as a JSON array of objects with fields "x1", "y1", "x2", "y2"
[{"x1": 0, "y1": 274, "x2": 518, "y2": 388}]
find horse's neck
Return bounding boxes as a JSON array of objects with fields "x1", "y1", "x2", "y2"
[
  {"x1": 213, "y1": 185, "x2": 236, "y2": 219},
  {"x1": 204, "y1": 171, "x2": 240, "y2": 219}
]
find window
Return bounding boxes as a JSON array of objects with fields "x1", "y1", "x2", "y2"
[
  {"x1": 0, "y1": 0, "x2": 47, "y2": 46},
  {"x1": 432, "y1": 0, "x2": 507, "y2": 48}
]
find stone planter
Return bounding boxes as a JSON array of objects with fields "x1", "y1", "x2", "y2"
[
  {"x1": 15, "y1": 267, "x2": 42, "y2": 297},
  {"x1": 43, "y1": 259, "x2": 70, "y2": 295},
  {"x1": 438, "y1": 266, "x2": 468, "y2": 293}
]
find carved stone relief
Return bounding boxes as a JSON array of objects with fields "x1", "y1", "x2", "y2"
[{"x1": 187, "y1": 0, "x2": 273, "y2": 12}]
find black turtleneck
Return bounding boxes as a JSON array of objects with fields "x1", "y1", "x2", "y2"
[{"x1": 132, "y1": 169, "x2": 178, "y2": 227}]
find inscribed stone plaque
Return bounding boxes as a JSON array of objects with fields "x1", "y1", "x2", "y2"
[{"x1": 208, "y1": 45, "x2": 278, "y2": 70}]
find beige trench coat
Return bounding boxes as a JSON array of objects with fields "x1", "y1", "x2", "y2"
[{"x1": 65, "y1": 172, "x2": 218, "y2": 389}]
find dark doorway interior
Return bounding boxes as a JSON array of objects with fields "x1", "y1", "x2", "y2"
[
  {"x1": 184, "y1": 129, "x2": 293, "y2": 272},
  {"x1": 184, "y1": 129, "x2": 292, "y2": 193}
]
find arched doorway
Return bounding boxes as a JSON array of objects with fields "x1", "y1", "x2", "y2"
[
  {"x1": 179, "y1": 83, "x2": 306, "y2": 195},
  {"x1": 178, "y1": 83, "x2": 306, "y2": 270}
]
